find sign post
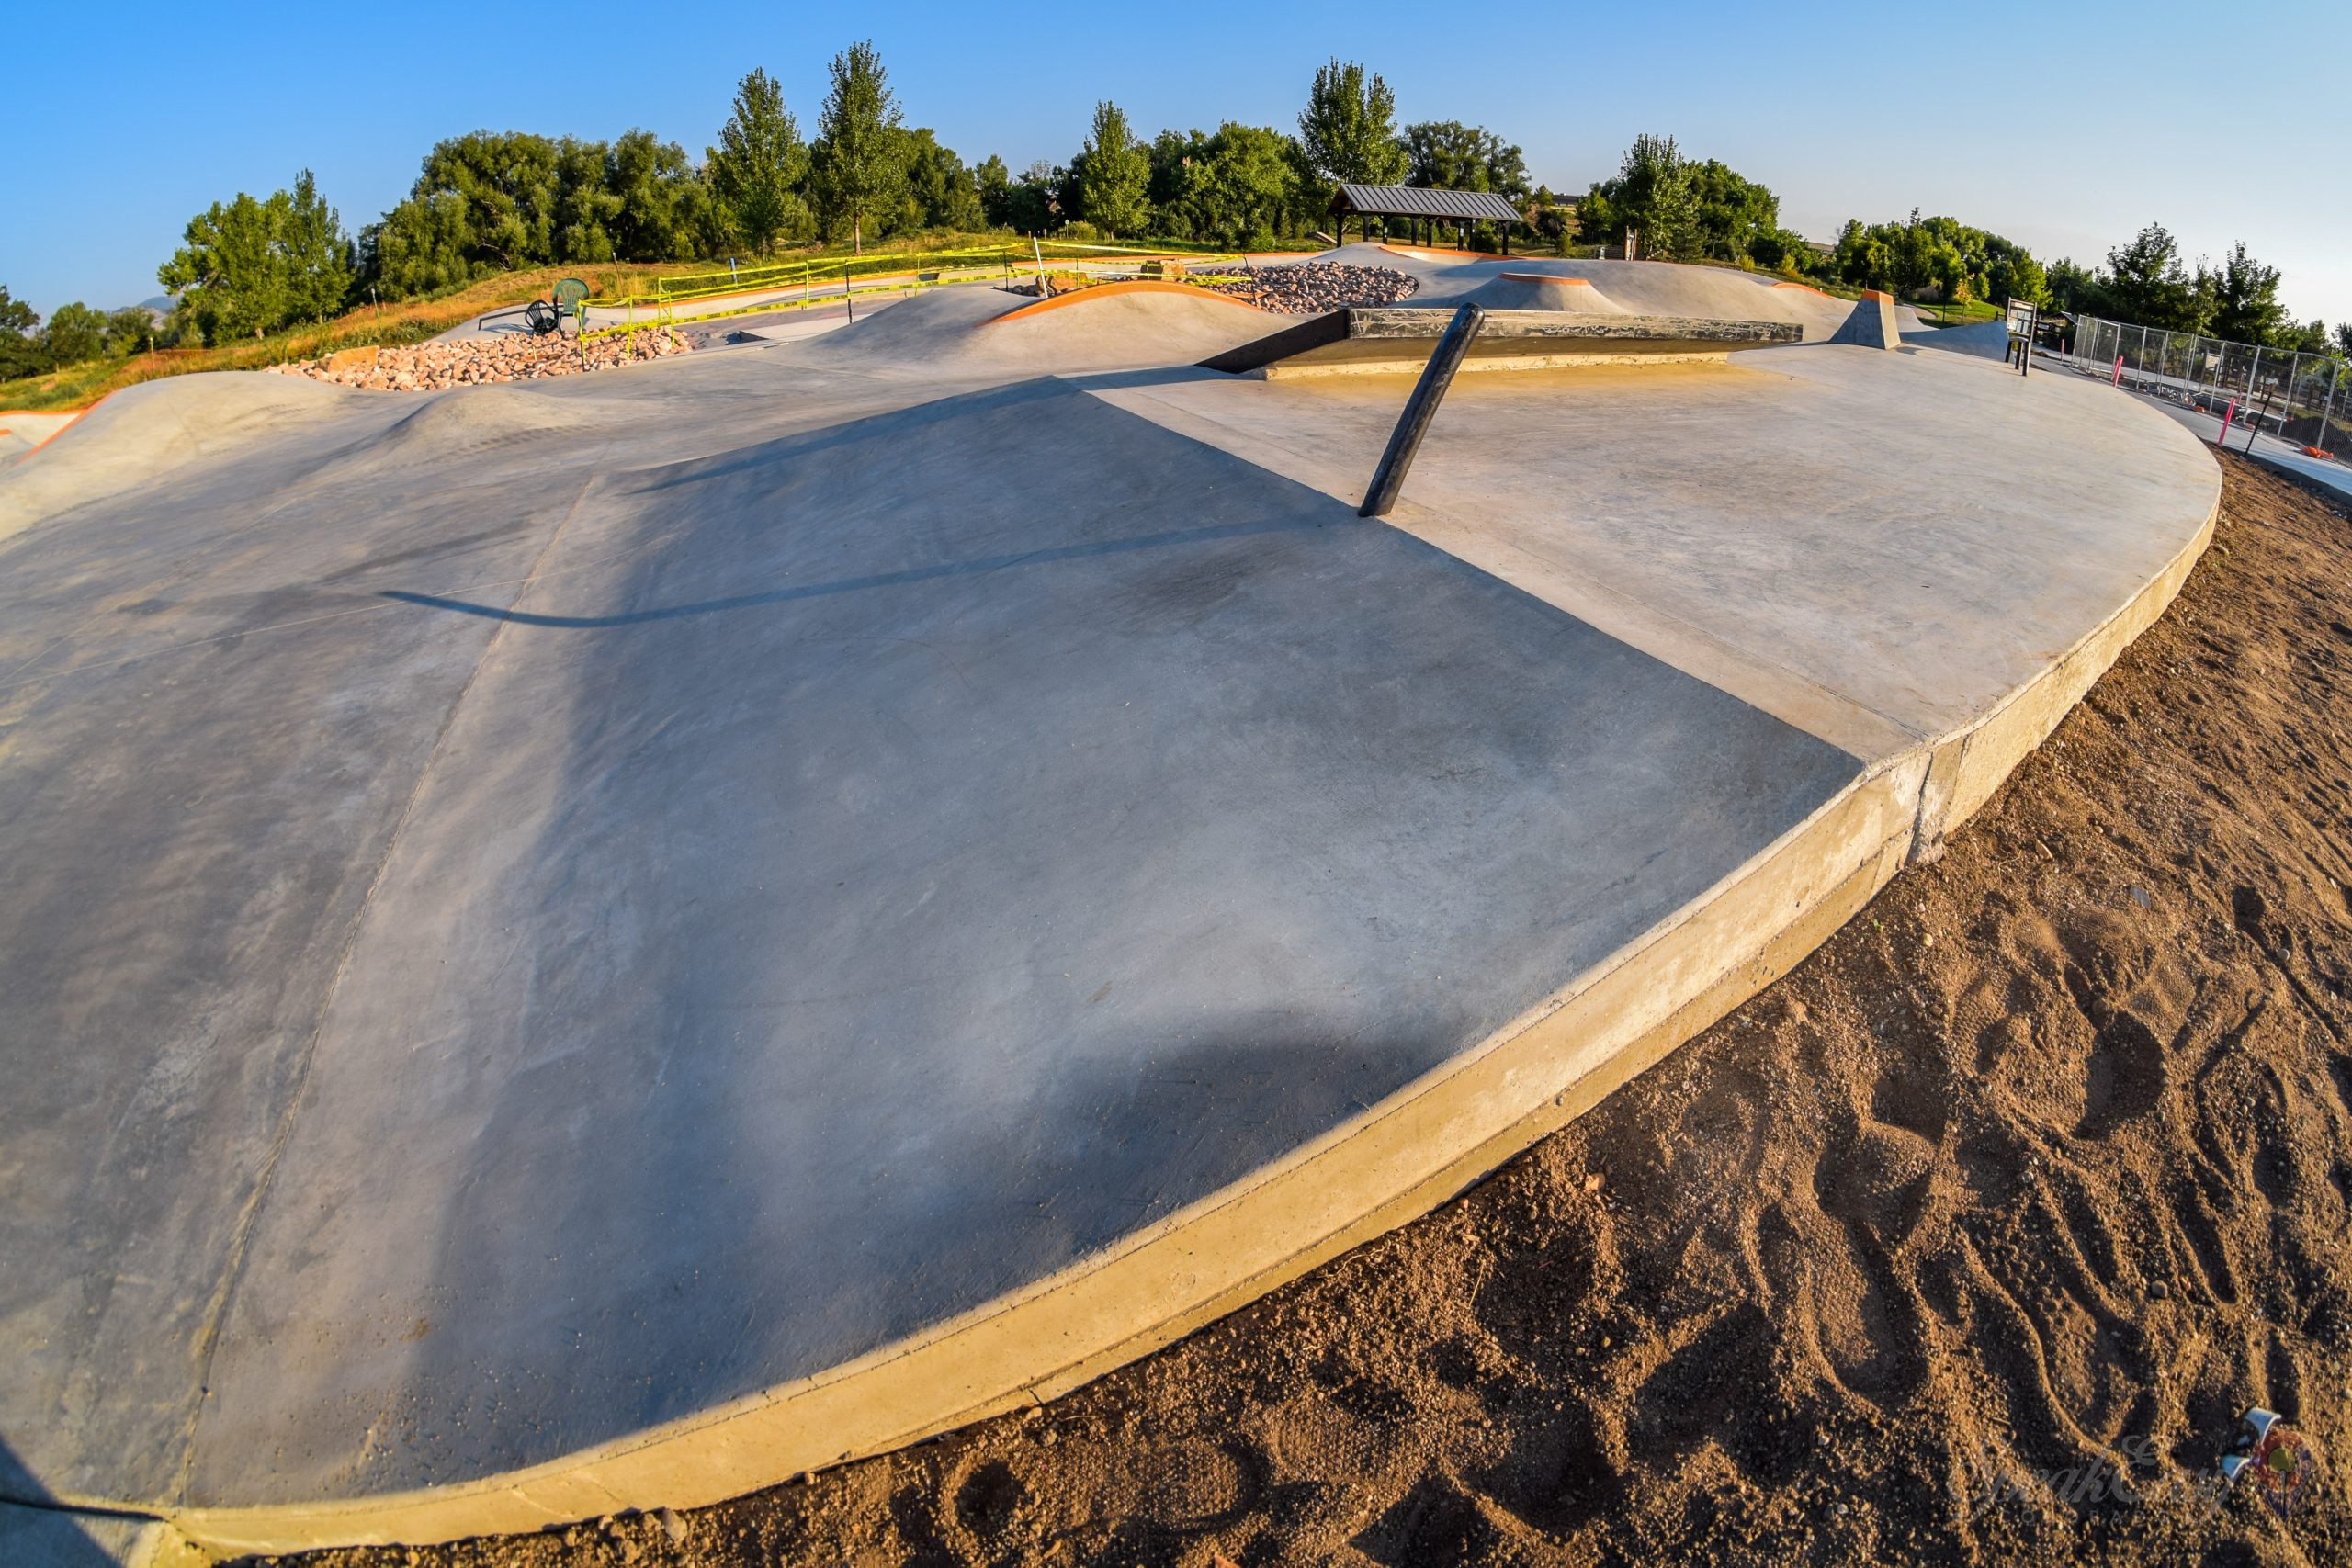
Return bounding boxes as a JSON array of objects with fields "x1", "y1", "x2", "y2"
[{"x1": 2005, "y1": 298, "x2": 2040, "y2": 377}]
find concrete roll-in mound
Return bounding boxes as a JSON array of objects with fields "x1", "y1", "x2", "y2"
[
  {"x1": 0, "y1": 373, "x2": 367, "y2": 538},
  {"x1": 1460, "y1": 272, "x2": 1627, "y2": 314},
  {"x1": 798, "y1": 282, "x2": 1275, "y2": 376},
  {"x1": 0, "y1": 274, "x2": 2218, "y2": 1554}
]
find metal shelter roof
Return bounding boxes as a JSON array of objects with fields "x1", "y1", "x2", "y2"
[{"x1": 1331, "y1": 184, "x2": 1524, "y2": 224}]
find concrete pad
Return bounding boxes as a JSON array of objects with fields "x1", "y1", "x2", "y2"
[
  {"x1": 0, "y1": 268, "x2": 2216, "y2": 1551},
  {"x1": 1096, "y1": 344, "x2": 2216, "y2": 767}
]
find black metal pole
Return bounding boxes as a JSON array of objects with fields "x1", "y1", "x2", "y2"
[
  {"x1": 2247, "y1": 389, "x2": 2273, "y2": 455},
  {"x1": 1360, "y1": 303, "x2": 1485, "y2": 518}
]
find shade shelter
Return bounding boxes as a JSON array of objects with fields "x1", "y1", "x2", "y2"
[{"x1": 1330, "y1": 184, "x2": 1526, "y2": 252}]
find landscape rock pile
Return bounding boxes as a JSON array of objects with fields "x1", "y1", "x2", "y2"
[
  {"x1": 1193, "y1": 262, "x2": 1418, "y2": 314},
  {"x1": 269, "y1": 329, "x2": 692, "y2": 391}
]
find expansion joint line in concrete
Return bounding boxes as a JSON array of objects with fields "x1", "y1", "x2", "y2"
[{"x1": 164, "y1": 470, "x2": 606, "y2": 1503}]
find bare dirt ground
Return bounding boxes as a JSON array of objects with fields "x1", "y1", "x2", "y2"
[{"x1": 262, "y1": 454, "x2": 2352, "y2": 1568}]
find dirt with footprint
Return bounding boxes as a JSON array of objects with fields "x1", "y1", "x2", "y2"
[{"x1": 266, "y1": 455, "x2": 2352, "y2": 1566}]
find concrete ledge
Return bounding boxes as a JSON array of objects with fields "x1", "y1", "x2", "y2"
[{"x1": 1199, "y1": 308, "x2": 1798, "y2": 376}]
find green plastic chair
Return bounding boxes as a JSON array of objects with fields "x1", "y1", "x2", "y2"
[{"x1": 554, "y1": 278, "x2": 590, "y2": 333}]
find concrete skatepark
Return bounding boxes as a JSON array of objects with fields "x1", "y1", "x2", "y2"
[{"x1": 0, "y1": 246, "x2": 2218, "y2": 1555}]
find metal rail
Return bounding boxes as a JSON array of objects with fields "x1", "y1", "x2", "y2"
[{"x1": 1360, "y1": 303, "x2": 1485, "y2": 518}]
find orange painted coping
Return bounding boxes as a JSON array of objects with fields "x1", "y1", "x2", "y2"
[
  {"x1": 1497, "y1": 272, "x2": 1592, "y2": 286},
  {"x1": 986, "y1": 280, "x2": 1272, "y2": 325},
  {"x1": 1377, "y1": 243, "x2": 1515, "y2": 262},
  {"x1": 1770, "y1": 281, "x2": 1830, "y2": 297},
  {"x1": 1859, "y1": 289, "x2": 1894, "y2": 303},
  {"x1": 2, "y1": 404, "x2": 97, "y2": 457}
]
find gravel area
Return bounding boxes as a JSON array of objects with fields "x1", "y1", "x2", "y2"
[
  {"x1": 1192, "y1": 261, "x2": 1419, "y2": 314},
  {"x1": 268, "y1": 329, "x2": 692, "y2": 391}
]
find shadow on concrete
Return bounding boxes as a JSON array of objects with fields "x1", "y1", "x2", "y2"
[
  {"x1": 379, "y1": 510, "x2": 1351, "y2": 628},
  {"x1": 0, "y1": 1438, "x2": 155, "y2": 1568},
  {"x1": 349, "y1": 379, "x2": 1860, "y2": 1489},
  {"x1": 171, "y1": 375, "x2": 1857, "y2": 1502}
]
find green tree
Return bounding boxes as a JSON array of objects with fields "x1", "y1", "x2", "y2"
[
  {"x1": 1583, "y1": 134, "x2": 1694, "y2": 260},
  {"x1": 40, "y1": 302, "x2": 108, "y2": 366},
  {"x1": 1074, "y1": 101, "x2": 1150, "y2": 237},
  {"x1": 2105, "y1": 222, "x2": 2207, "y2": 332},
  {"x1": 278, "y1": 169, "x2": 353, "y2": 322},
  {"x1": 995, "y1": 159, "x2": 1065, "y2": 234},
  {"x1": 975, "y1": 154, "x2": 1014, "y2": 227},
  {"x1": 1687, "y1": 160, "x2": 1778, "y2": 263},
  {"x1": 0, "y1": 286, "x2": 44, "y2": 379},
  {"x1": 707, "y1": 68, "x2": 810, "y2": 257},
  {"x1": 901, "y1": 130, "x2": 983, "y2": 231},
  {"x1": 809, "y1": 40, "x2": 906, "y2": 253},
  {"x1": 361, "y1": 131, "x2": 563, "y2": 294},
  {"x1": 553, "y1": 135, "x2": 621, "y2": 263},
  {"x1": 159, "y1": 190, "x2": 288, "y2": 344},
  {"x1": 1297, "y1": 59, "x2": 1406, "y2": 190},
  {"x1": 1185, "y1": 124, "x2": 1299, "y2": 247},
  {"x1": 1146, "y1": 129, "x2": 1209, "y2": 233},
  {"x1": 2336, "y1": 322, "x2": 2352, "y2": 357},
  {"x1": 1402, "y1": 121, "x2": 1529, "y2": 197},
  {"x1": 1986, "y1": 251, "x2": 2048, "y2": 308},
  {"x1": 1833, "y1": 219, "x2": 1894, "y2": 289},
  {"x1": 104, "y1": 306, "x2": 157, "y2": 355},
  {"x1": 2276, "y1": 319, "x2": 2332, "y2": 355},
  {"x1": 2207, "y1": 241, "x2": 2290, "y2": 345},
  {"x1": 606, "y1": 130, "x2": 714, "y2": 261}
]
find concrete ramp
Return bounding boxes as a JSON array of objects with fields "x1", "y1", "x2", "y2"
[
  {"x1": 0, "y1": 374, "x2": 368, "y2": 538},
  {"x1": 1827, "y1": 289, "x2": 1902, "y2": 350}
]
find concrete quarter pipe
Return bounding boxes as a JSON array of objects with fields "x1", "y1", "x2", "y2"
[{"x1": 0, "y1": 260, "x2": 2217, "y2": 1553}]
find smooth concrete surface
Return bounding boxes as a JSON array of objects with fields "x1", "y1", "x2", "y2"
[
  {"x1": 1102, "y1": 342, "x2": 2219, "y2": 765},
  {"x1": 0, "y1": 267, "x2": 2217, "y2": 1551}
]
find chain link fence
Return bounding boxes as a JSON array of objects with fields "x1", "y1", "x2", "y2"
[{"x1": 2064, "y1": 315, "x2": 2349, "y2": 457}]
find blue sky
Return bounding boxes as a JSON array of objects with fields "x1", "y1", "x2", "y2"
[{"x1": 6, "y1": 2, "x2": 2348, "y2": 327}]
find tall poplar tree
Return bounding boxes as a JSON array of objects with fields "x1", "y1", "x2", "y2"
[
  {"x1": 1297, "y1": 59, "x2": 1406, "y2": 187},
  {"x1": 707, "y1": 68, "x2": 809, "y2": 257},
  {"x1": 1075, "y1": 101, "x2": 1149, "y2": 237},
  {"x1": 809, "y1": 40, "x2": 905, "y2": 254}
]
